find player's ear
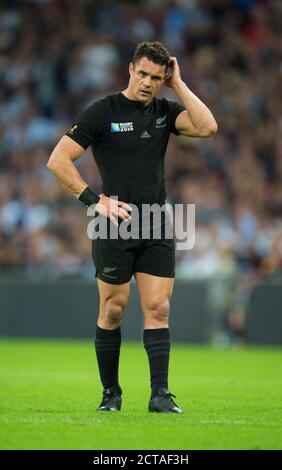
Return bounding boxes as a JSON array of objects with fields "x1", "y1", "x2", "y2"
[{"x1": 129, "y1": 62, "x2": 133, "y2": 77}]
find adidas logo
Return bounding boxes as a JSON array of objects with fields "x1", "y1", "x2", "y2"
[{"x1": 140, "y1": 130, "x2": 151, "y2": 139}]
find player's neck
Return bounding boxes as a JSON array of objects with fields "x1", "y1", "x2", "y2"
[{"x1": 121, "y1": 88, "x2": 152, "y2": 107}]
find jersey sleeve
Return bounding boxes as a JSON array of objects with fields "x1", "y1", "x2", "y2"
[
  {"x1": 65, "y1": 101, "x2": 104, "y2": 149},
  {"x1": 167, "y1": 100, "x2": 186, "y2": 135}
]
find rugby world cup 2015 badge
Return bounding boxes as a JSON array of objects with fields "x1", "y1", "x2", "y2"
[{"x1": 111, "y1": 122, "x2": 134, "y2": 132}]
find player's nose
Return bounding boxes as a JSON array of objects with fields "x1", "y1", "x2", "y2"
[{"x1": 143, "y1": 76, "x2": 152, "y2": 87}]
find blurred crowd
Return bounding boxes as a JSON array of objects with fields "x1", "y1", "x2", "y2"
[{"x1": 0, "y1": 0, "x2": 281, "y2": 341}]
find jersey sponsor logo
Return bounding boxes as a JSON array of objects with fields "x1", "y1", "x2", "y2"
[
  {"x1": 140, "y1": 130, "x2": 151, "y2": 139},
  {"x1": 110, "y1": 122, "x2": 134, "y2": 132},
  {"x1": 156, "y1": 114, "x2": 167, "y2": 128}
]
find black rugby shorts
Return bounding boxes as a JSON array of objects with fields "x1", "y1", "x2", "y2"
[{"x1": 91, "y1": 207, "x2": 175, "y2": 284}]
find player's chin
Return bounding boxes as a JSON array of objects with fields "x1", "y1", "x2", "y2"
[
  {"x1": 138, "y1": 91, "x2": 152, "y2": 103},
  {"x1": 140, "y1": 97, "x2": 150, "y2": 104}
]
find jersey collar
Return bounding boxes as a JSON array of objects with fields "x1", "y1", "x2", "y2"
[{"x1": 118, "y1": 92, "x2": 154, "y2": 109}]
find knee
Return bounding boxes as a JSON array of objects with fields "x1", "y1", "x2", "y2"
[
  {"x1": 146, "y1": 299, "x2": 170, "y2": 323},
  {"x1": 101, "y1": 297, "x2": 127, "y2": 328}
]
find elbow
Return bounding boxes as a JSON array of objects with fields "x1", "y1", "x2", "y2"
[
  {"x1": 209, "y1": 121, "x2": 218, "y2": 135},
  {"x1": 202, "y1": 121, "x2": 218, "y2": 137},
  {"x1": 209, "y1": 116, "x2": 219, "y2": 135},
  {"x1": 47, "y1": 152, "x2": 58, "y2": 174},
  {"x1": 194, "y1": 120, "x2": 218, "y2": 138},
  {"x1": 47, "y1": 159, "x2": 59, "y2": 178},
  {"x1": 47, "y1": 158, "x2": 55, "y2": 173}
]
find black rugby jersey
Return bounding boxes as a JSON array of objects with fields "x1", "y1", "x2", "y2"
[{"x1": 66, "y1": 92, "x2": 185, "y2": 206}]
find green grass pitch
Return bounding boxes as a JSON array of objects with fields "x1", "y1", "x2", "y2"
[{"x1": 0, "y1": 339, "x2": 281, "y2": 450}]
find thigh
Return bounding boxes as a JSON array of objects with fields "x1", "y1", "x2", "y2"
[
  {"x1": 97, "y1": 278, "x2": 131, "y2": 306},
  {"x1": 135, "y1": 272, "x2": 174, "y2": 312}
]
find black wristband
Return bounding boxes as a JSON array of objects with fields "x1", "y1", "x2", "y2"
[{"x1": 78, "y1": 187, "x2": 100, "y2": 207}]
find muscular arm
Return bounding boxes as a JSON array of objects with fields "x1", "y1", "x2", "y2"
[
  {"x1": 166, "y1": 57, "x2": 218, "y2": 138},
  {"x1": 47, "y1": 135, "x2": 132, "y2": 223},
  {"x1": 47, "y1": 135, "x2": 88, "y2": 197},
  {"x1": 174, "y1": 81, "x2": 218, "y2": 138}
]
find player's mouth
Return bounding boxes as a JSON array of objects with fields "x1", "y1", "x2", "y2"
[{"x1": 139, "y1": 90, "x2": 151, "y2": 96}]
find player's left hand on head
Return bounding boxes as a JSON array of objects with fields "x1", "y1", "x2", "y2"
[{"x1": 164, "y1": 57, "x2": 182, "y2": 89}]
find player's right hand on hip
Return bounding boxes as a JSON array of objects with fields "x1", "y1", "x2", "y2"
[{"x1": 95, "y1": 194, "x2": 132, "y2": 227}]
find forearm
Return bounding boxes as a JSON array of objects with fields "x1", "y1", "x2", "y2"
[
  {"x1": 47, "y1": 152, "x2": 87, "y2": 198},
  {"x1": 173, "y1": 80, "x2": 218, "y2": 134}
]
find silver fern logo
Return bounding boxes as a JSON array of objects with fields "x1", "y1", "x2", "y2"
[
  {"x1": 156, "y1": 114, "x2": 167, "y2": 128},
  {"x1": 103, "y1": 267, "x2": 117, "y2": 273}
]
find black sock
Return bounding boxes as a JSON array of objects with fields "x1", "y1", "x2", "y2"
[
  {"x1": 95, "y1": 325, "x2": 122, "y2": 393},
  {"x1": 143, "y1": 328, "x2": 171, "y2": 398}
]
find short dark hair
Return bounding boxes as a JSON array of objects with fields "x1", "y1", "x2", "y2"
[{"x1": 132, "y1": 41, "x2": 170, "y2": 69}]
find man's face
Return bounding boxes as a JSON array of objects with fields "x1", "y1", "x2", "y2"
[{"x1": 129, "y1": 57, "x2": 166, "y2": 105}]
